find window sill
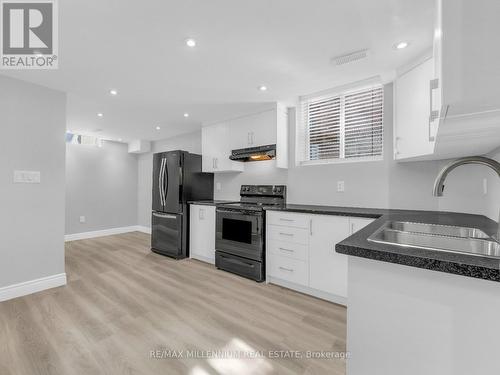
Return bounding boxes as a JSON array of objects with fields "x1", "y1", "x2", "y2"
[{"x1": 297, "y1": 156, "x2": 384, "y2": 167}]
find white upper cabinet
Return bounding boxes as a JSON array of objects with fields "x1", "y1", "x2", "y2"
[
  {"x1": 230, "y1": 110, "x2": 277, "y2": 149},
  {"x1": 202, "y1": 103, "x2": 289, "y2": 172},
  {"x1": 395, "y1": 0, "x2": 500, "y2": 161},
  {"x1": 202, "y1": 122, "x2": 244, "y2": 173},
  {"x1": 395, "y1": 56, "x2": 436, "y2": 160}
]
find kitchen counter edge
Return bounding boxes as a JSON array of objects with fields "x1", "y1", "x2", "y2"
[{"x1": 188, "y1": 200, "x2": 236, "y2": 206}]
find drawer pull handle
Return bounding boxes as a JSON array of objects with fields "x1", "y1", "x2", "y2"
[
  {"x1": 279, "y1": 232, "x2": 294, "y2": 236},
  {"x1": 279, "y1": 247, "x2": 294, "y2": 253},
  {"x1": 279, "y1": 218, "x2": 294, "y2": 222},
  {"x1": 279, "y1": 267, "x2": 294, "y2": 272}
]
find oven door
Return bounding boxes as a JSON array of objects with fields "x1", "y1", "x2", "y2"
[{"x1": 216, "y1": 208, "x2": 263, "y2": 261}]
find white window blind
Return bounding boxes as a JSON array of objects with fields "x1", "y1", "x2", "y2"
[{"x1": 298, "y1": 85, "x2": 384, "y2": 163}]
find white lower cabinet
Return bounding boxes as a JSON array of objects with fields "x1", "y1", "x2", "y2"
[
  {"x1": 349, "y1": 217, "x2": 375, "y2": 235},
  {"x1": 309, "y1": 215, "x2": 351, "y2": 299},
  {"x1": 267, "y1": 253, "x2": 309, "y2": 285},
  {"x1": 266, "y1": 210, "x2": 375, "y2": 305},
  {"x1": 189, "y1": 204, "x2": 216, "y2": 264}
]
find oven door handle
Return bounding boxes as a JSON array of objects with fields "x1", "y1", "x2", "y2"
[{"x1": 216, "y1": 209, "x2": 262, "y2": 216}]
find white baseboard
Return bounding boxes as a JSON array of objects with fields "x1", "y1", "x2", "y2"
[
  {"x1": 191, "y1": 254, "x2": 215, "y2": 265},
  {"x1": 267, "y1": 276, "x2": 347, "y2": 306},
  {"x1": 135, "y1": 226, "x2": 151, "y2": 234},
  {"x1": 0, "y1": 273, "x2": 67, "y2": 302},
  {"x1": 65, "y1": 225, "x2": 149, "y2": 242}
]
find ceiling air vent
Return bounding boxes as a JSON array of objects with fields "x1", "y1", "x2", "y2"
[{"x1": 332, "y1": 49, "x2": 369, "y2": 66}]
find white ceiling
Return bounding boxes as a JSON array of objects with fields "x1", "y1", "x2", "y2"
[{"x1": 3, "y1": 0, "x2": 434, "y2": 142}]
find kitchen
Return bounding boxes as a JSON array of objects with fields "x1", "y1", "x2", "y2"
[{"x1": 1, "y1": 0, "x2": 500, "y2": 374}]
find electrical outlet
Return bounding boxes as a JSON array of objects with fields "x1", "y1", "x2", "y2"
[
  {"x1": 216, "y1": 182, "x2": 222, "y2": 191},
  {"x1": 337, "y1": 181, "x2": 345, "y2": 192},
  {"x1": 13, "y1": 170, "x2": 41, "y2": 184},
  {"x1": 79, "y1": 216, "x2": 86, "y2": 224}
]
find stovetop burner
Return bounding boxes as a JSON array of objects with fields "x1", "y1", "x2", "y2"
[
  {"x1": 218, "y1": 202, "x2": 284, "y2": 212},
  {"x1": 217, "y1": 185, "x2": 287, "y2": 212}
]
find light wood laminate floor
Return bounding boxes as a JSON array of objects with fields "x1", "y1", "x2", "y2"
[{"x1": 0, "y1": 232, "x2": 347, "y2": 375}]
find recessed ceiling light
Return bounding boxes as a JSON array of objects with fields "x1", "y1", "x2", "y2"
[
  {"x1": 186, "y1": 38, "x2": 196, "y2": 47},
  {"x1": 183, "y1": 113, "x2": 189, "y2": 118},
  {"x1": 97, "y1": 113, "x2": 104, "y2": 117},
  {"x1": 156, "y1": 126, "x2": 161, "y2": 130},
  {"x1": 394, "y1": 41, "x2": 409, "y2": 50},
  {"x1": 258, "y1": 85, "x2": 268, "y2": 91},
  {"x1": 109, "y1": 89, "x2": 118, "y2": 96}
]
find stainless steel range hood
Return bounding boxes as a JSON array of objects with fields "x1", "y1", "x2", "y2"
[{"x1": 229, "y1": 144, "x2": 276, "y2": 162}]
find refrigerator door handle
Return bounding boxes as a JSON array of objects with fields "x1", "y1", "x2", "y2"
[
  {"x1": 153, "y1": 212, "x2": 178, "y2": 219},
  {"x1": 164, "y1": 157, "x2": 169, "y2": 205},
  {"x1": 159, "y1": 158, "x2": 166, "y2": 206}
]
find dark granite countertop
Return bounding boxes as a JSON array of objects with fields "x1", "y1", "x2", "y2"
[
  {"x1": 265, "y1": 204, "x2": 500, "y2": 282},
  {"x1": 188, "y1": 200, "x2": 237, "y2": 206},
  {"x1": 265, "y1": 204, "x2": 388, "y2": 218}
]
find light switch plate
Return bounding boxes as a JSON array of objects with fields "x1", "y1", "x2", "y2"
[
  {"x1": 79, "y1": 216, "x2": 86, "y2": 223},
  {"x1": 216, "y1": 182, "x2": 222, "y2": 191},
  {"x1": 337, "y1": 180, "x2": 345, "y2": 192},
  {"x1": 14, "y1": 170, "x2": 41, "y2": 184}
]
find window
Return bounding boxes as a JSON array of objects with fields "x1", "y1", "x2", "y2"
[{"x1": 298, "y1": 84, "x2": 384, "y2": 164}]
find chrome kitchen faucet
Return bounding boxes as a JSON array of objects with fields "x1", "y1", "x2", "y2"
[{"x1": 433, "y1": 156, "x2": 500, "y2": 240}]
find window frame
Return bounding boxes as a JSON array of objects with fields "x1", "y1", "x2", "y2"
[{"x1": 298, "y1": 82, "x2": 384, "y2": 166}]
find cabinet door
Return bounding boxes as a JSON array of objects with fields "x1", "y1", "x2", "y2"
[
  {"x1": 229, "y1": 109, "x2": 277, "y2": 150},
  {"x1": 309, "y1": 215, "x2": 351, "y2": 298},
  {"x1": 349, "y1": 217, "x2": 375, "y2": 235},
  {"x1": 202, "y1": 125, "x2": 218, "y2": 172},
  {"x1": 394, "y1": 57, "x2": 435, "y2": 160},
  {"x1": 229, "y1": 116, "x2": 254, "y2": 149},
  {"x1": 189, "y1": 205, "x2": 216, "y2": 263},
  {"x1": 202, "y1": 123, "x2": 244, "y2": 173},
  {"x1": 249, "y1": 109, "x2": 277, "y2": 146}
]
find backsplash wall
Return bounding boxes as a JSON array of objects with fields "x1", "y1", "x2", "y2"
[{"x1": 213, "y1": 161, "x2": 288, "y2": 201}]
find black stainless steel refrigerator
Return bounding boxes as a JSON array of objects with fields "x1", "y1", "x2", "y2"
[{"x1": 151, "y1": 150, "x2": 214, "y2": 259}]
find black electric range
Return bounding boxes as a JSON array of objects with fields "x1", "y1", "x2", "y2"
[{"x1": 215, "y1": 185, "x2": 286, "y2": 281}]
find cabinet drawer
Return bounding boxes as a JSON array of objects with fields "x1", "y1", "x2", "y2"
[
  {"x1": 267, "y1": 225, "x2": 309, "y2": 245},
  {"x1": 266, "y1": 211, "x2": 310, "y2": 229},
  {"x1": 268, "y1": 239, "x2": 308, "y2": 261},
  {"x1": 267, "y1": 253, "x2": 308, "y2": 285}
]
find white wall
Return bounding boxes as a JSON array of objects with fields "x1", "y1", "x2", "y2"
[
  {"x1": 65, "y1": 141, "x2": 138, "y2": 235},
  {"x1": 137, "y1": 130, "x2": 202, "y2": 228},
  {"x1": 0, "y1": 75, "x2": 66, "y2": 288},
  {"x1": 214, "y1": 161, "x2": 288, "y2": 201}
]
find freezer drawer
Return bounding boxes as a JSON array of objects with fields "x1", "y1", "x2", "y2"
[{"x1": 151, "y1": 212, "x2": 183, "y2": 258}]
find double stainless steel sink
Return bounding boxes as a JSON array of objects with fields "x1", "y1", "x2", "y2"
[{"x1": 368, "y1": 221, "x2": 500, "y2": 259}]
